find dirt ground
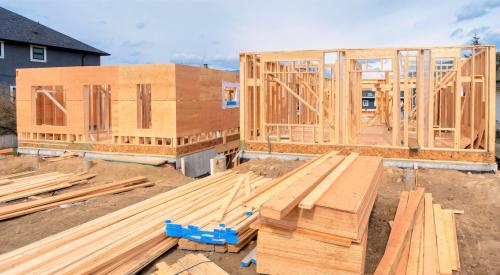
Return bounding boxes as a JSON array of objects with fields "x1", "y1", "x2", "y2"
[{"x1": 0, "y1": 155, "x2": 499, "y2": 274}]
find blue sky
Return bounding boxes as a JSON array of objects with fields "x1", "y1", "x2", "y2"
[{"x1": 1, "y1": 0, "x2": 499, "y2": 70}]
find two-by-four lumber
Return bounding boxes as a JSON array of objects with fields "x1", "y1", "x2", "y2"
[
  {"x1": 260, "y1": 154, "x2": 345, "y2": 220},
  {"x1": 299, "y1": 152, "x2": 359, "y2": 209},
  {"x1": 423, "y1": 193, "x2": 438, "y2": 275},
  {"x1": 405, "y1": 201, "x2": 424, "y2": 275},
  {"x1": 433, "y1": 204, "x2": 452, "y2": 275},
  {"x1": 375, "y1": 188, "x2": 425, "y2": 275}
]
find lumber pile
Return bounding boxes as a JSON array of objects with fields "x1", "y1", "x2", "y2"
[
  {"x1": 165, "y1": 173, "x2": 271, "y2": 246},
  {"x1": 153, "y1": 253, "x2": 228, "y2": 275},
  {"x1": 0, "y1": 176, "x2": 153, "y2": 220},
  {"x1": 0, "y1": 172, "x2": 96, "y2": 203},
  {"x1": 254, "y1": 152, "x2": 384, "y2": 274},
  {"x1": 178, "y1": 228, "x2": 257, "y2": 253},
  {"x1": 0, "y1": 170, "x2": 269, "y2": 274},
  {"x1": 41, "y1": 151, "x2": 78, "y2": 162},
  {"x1": 375, "y1": 189, "x2": 461, "y2": 275}
]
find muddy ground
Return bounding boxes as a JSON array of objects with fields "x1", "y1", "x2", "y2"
[{"x1": 0, "y1": 155, "x2": 498, "y2": 274}]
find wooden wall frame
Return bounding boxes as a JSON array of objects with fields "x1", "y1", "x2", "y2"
[{"x1": 240, "y1": 46, "x2": 496, "y2": 162}]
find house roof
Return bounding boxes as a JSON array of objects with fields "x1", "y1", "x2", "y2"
[{"x1": 0, "y1": 7, "x2": 109, "y2": 56}]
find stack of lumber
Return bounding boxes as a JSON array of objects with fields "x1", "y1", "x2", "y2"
[
  {"x1": 375, "y1": 189, "x2": 461, "y2": 275},
  {"x1": 0, "y1": 176, "x2": 153, "y2": 220},
  {"x1": 0, "y1": 172, "x2": 96, "y2": 203},
  {"x1": 166, "y1": 173, "x2": 271, "y2": 246},
  {"x1": 41, "y1": 151, "x2": 78, "y2": 162},
  {"x1": 154, "y1": 253, "x2": 228, "y2": 275},
  {"x1": 254, "y1": 152, "x2": 384, "y2": 274},
  {"x1": 0, "y1": 170, "x2": 270, "y2": 274}
]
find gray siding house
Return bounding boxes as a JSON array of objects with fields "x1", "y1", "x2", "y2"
[{"x1": 0, "y1": 7, "x2": 109, "y2": 99}]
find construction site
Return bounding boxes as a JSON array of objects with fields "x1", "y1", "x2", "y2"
[{"x1": 0, "y1": 19, "x2": 499, "y2": 274}]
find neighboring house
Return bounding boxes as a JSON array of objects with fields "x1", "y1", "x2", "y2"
[
  {"x1": 362, "y1": 90, "x2": 376, "y2": 110},
  {"x1": 0, "y1": 7, "x2": 109, "y2": 99}
]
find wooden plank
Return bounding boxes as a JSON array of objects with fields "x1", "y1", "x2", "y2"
[
  {"x1": 387, "y1": 191, "x2": 409, "y2": 248},
  {"x1": 260, "y1": 155, "x2": 345, "y2": 220},
  {"x1": 299, "y1": 152, "x2": 358, "y2": 209},
  {"x1": 375, "y1": 188, "x2": 424, "y2": 275},
  {"x1": 406, "y1": 201, "x2": 424, "y2": 275},
  {"x1": 442, "y1": 209, "x2": 459, "y2": 271},
  {"x1": 433, "y1": 204, "x2": 452, "y2": 275},
  {"x1": 423, "y1": 193, "x2": 438, "y2": 275}
]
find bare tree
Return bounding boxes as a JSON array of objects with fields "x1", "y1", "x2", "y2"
[{"x1": 0, "y1": 86, "x2": 16, "y2": 135}]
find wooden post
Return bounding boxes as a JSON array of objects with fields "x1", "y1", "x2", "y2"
[
  {"x1": 334, "y1": 53, "x2": 341, "y2": 144},
  {"x1": 454, "y1": 57, "x2": 462, "y2": 149},
  {"x1": 428, "y1": 55, "x2": 435, "y2": 148},
  {"x1": 403, "y1": 54, "x2": 409, "y2": 146},
  {"x1": 416, "y1": 50, "x2": 425, "y2": 147},
  {"x1": 392, "y1": 52, "x2": 400, "y2": 146},
  {"x1": 239, "y1": 55, "x2": 247, "y2": 142},
  {"x1": 487, "y1": 46, "x2": 496, "y2": 153},
  {"x1": 319, "y1": 58, "x2": 325, "y2": 144}
]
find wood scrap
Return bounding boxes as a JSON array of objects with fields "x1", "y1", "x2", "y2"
[
  {"x1": 153, "y1": 253, "x2": 228, "y2": 275},
  {"x1": 0, "y1": 176, "x2": 152, "y2": 220}
]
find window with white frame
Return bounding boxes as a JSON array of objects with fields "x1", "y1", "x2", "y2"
[
  {"x1": 0, "y1": 41, "x2": 4, "y2": 59},
  {"x1": 30, "y1": 45, "x2": 47, "y2": 62},
  {"x1": 9, "y1": 86, "x2": 16, "y2": 102},
  {"x1": 362, "y1": 100, "x2": 369, "y2": 107}
]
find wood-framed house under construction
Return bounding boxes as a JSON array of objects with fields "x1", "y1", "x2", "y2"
[
  {"x1": 239, "y1": 46, "x2": 496, "y2": 164},
  {"x1": 16, "y1": 64, "x2": 240, "y2": 159}
]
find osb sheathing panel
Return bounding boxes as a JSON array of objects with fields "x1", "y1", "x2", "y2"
[
  {"x1": 114, "y1": 64, "x2": 177, "y2": 138},
  {"x1": 16, "y1": 66, "x2": 118, "y2": 135},
  {"x1": 175, "y1": 65, "x2": 239, "y2": 137},
  {"x1": 245, "y1": 142, "x2": 496, "y2": 163}
]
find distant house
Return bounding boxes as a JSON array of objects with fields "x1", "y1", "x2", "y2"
[
  {"x1": 362, "y1": 90, "x2": 376, "y2": 110},
  {"x1": 0, "y1": 7, "x2": 109, "y2": 99}
]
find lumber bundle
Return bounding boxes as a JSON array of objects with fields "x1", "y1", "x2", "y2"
[
  {"x1": 0, "y1": 170, "x2": 269, "y2": 274},
  {"x1": 178, "y1": 228, "x2": 257, "y2": 253},
  {"x1": 255, "y1": 152, "x2": 384, "y2": 274},
  {"x1": 0, "y1": 172, "x2": 96, "y2": 203},
  {"x1": 375, "y1": 190, "x2": 461, "y2": 275},
  {"x1": 165, "y1": 173, "x2": 272, "y2": 246},
  {"x1": 0, "y1": 176, "x2": 153, "y2": 220},
  {"x1": 154, "y1": 253, "x2": 228, "y2": 275}
]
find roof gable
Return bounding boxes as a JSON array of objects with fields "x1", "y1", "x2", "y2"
[{"x1": 0, "y1": 7, "x2": 109, "y2": 55}]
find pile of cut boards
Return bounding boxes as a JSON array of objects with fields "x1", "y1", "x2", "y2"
[
  {"x1": 0, "y1": 170, "x2": 271, "y2": 274},
  {"x1": 153, "y1": 253, "x2": 228, "y2": 275},
  {"x1": 253, "y1": 152, "x2": 384, "y2": 274},
  {"x1": 0, "y1": 176, "x2": 153, "y2": 220},
  {"x1": 0, "y1": 171, "x2": 95, "y2": 203},
  {"x1": 375, "y1": 188, "x2": 461, "y2": 275}
]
